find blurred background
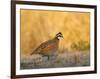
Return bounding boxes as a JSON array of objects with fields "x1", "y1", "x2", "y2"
[{"x1": 20, "y1": 9, "x2": 90, "y2": 55}]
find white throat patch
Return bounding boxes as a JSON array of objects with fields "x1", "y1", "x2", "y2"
[{"x1": 57, "y1": 37, "x2": 63, "y2": 40}]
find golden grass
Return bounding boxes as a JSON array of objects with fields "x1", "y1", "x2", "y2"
[{"x1": 20, "y1": 9, "x2": 90, "y2": 55}]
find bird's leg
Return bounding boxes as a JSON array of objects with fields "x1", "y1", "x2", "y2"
[
  {"x1": 47, "y1": 56, "x2": 50, "y2": 60},
  {"x1": 42, "y1": 55, "x2": 50, "y2": 61}
]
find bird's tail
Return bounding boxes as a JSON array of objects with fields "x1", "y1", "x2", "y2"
[
  {"x1": 30, "y1": 52, "x2": 33, "y2": 55},
  {"x1": 30, "y1": 51, "x2": 36, "y2": 55},
  {"x1": 30, "y1": 47, "x2": 39, "y2": 55},
  {"x1": 30, "y1": 50, "x2": 37, "y2": 55}
]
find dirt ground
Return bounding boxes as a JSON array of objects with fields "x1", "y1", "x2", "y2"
[{"x1": 20, "y1": 50, "x2": 90, "y2": 69}]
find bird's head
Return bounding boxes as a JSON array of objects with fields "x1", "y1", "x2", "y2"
[{"x1": 55, "y1": 32, "x2": 63, "y2": 40}]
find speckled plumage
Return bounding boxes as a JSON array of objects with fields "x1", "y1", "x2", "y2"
[{"x1": 31, "y1": 32, "x2": 63, "y2": 60}]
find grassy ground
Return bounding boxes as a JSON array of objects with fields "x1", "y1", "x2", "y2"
[{"x1": 20, "y1": 50, "x2": 90, "y2": 69}]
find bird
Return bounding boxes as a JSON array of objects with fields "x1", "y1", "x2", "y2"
[{"x1": 30, "y1": 32, "x2": 63, "y2": 60}]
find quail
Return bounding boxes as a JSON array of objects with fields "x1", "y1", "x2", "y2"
[{"x1": 30, "y1": 32, "x2": 63, "y2": 60}]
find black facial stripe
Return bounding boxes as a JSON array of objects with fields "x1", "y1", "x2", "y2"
[{"x1": 57, "y1": 34, "x2": 62, "y2": 36}]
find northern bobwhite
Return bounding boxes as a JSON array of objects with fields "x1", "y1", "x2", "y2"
[{"x1": 30, "y1": 32, "x2": 63, "y2": 60}]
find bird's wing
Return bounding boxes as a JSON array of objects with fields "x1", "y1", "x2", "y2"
[
  {"x1": 30, "y1": 39, "x2": 54, "y2": 55},
  {"x1": 30, "y1": 42, "x2": 47, "y2": 55}
]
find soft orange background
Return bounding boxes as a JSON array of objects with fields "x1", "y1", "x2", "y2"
[{"x1": 20, "y1": 9, "x2": 90, "y2": 55}]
